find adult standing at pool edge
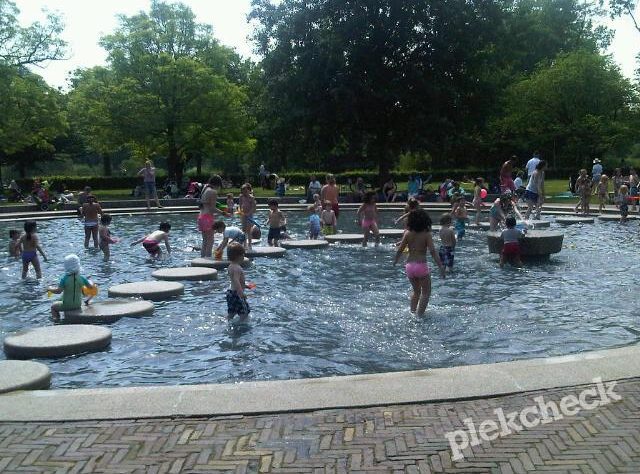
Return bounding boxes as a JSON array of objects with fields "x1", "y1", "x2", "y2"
[
  {"x1": 199, "y1": 175, "x2": 222, "y2": 258},
  {"x1": 137, "y1": 161, "x2": 163, "y2": 210},
  {"x1": 320, "y1": 174, "x2": 340, "y2": 219}
]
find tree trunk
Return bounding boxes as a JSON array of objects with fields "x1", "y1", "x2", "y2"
[
  {"x1": 196, "y1": 155, "x2": 202, "y2": 175},
  {"x1": 103, "y1": 153, "x2": 112, "y2": 176},
  {"x1": 166, "y1": 124, "x2": 183, "y2": 183}
]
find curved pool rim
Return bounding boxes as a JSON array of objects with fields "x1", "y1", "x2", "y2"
[{"x1": 0, "y1": 342, "x2": 637, "y2": 422}]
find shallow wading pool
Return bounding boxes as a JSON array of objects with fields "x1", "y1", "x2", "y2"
[{"x1": 0, "y1": 211, "x2": 638, "y2": 388}]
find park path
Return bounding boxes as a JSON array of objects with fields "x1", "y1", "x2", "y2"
[{"x1": 0, "y1": 377, "x2": 639, "y2": 473}]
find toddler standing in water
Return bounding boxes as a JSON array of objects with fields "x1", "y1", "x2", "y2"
[
  {"x1": 98, "y1": 214, "x2": 118, "y2": 261},
  {"x1": 131, "y1": 222, "x2": 171, "y2": 258},
  {"x1": 393, "y1": 209, "x2": 445, "y2": 316},
  {"x1": 438, "y1": 214, "x2": 456, "y2": 273},
  {"x1": 500, "y1": 216, "x2": 525, "y2": 268},
  {"x1": 321, "y1": 200, "x2": 337, "y2": 235},
  {"x1": 617, "y1": 185, "x2": 630, "y2": 223},
  {"x1": 308, "y1": 205, "x2": 321, "y2": 239},
  {"x1": 9, "y1": 230, "x2": 21, "y2": 257},
  {"x1": 451, "y1": 194, "x2": 468, "y2": 239},
  {"x1": 239, "y1": 184, "x2": 257, "y2": 249},
  {"x1": 394, "y1": 197, "x2": 420, "y2": 227},
  {"x1": 226, "y1": 193, "x2": 235, "y2": 215},
  {"x1": 357, "y1": 191, "x2": 380, "y2": 247},
  {"x1": 596, "y1": 175, "x2": 609, "y2": 213},
  {"x1": 20, "y1": 221, "x2": 47, "y2": 278},
  {"x1": 267, "y1": 199, "x2": 286, "y2": 246},
  {"x1": 226, "y1": 242, "x2": 252, "y2": 323}
]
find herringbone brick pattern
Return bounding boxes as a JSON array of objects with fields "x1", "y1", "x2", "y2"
[{"x1": 1, "y1": 378, "x2": 639, "y2": 473}]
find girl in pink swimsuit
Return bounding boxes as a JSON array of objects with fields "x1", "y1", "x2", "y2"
[
  {"x1": 393, "y1": 209, "x2": 445, "y2": 316},
  {"x1": 357, "y1": 191, "x2": 380, "y2": 247}
]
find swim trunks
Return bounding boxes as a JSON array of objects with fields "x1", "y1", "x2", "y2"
[
  {"x1": 267, "y1": 227, "x2": 281, "y2": 241},
  {"x1": 454, "y1": 218, "x2": 466, "y2": 238},
  {"x1": 439, "y1": 246, "x2": 454, "y2": 268},
  {"x1": 142, "y1": 239, "x2": 161, "y2": 256},
  {"x1": 84, "y1": 220, "x2": 98, "y2": 228},
  {"x1": 502, "y1": 242, "x2": 520, "y2": 257},
  {"x1": 523, "y1": 190, "x2": 539, "y2": 202},
  {"x1": 22, "y1": 250, "x2": 37, "y2": 264},
  {"x1": 331, "y1": 202, "x2": 340, "y2": 218},
  {"x1": 620, "y1": 202, "x2": 629, "y2": 218},
  {"x1": 226, "y1": 289, "x2": 250, "y2": 316},
  {"x1": 361, "y1": 219, "x2": 375, "y2": 229},
  {"x1": 321, "y1": 225, "x2": 335, "y2": 236},
  {"x1": 197, "y1": 213, "x2": 214, "y2": 232},
  {"x1": 405, "y1": 261, "x2": 430, "y2": 279}
]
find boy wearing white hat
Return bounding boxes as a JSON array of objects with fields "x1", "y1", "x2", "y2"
[{"x1": 48, "y1": 254, "x2": 96, "y2": 321}]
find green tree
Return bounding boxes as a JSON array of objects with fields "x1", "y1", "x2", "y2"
[
  {"x1": 493, "y1": 50, "x2": 637, "y2": 168},
  {"x1": 0, "y1": 0, "x2": 66, "y2": 67},
  {"x1": 96, "y1": 0, "x2": 254, "y2": 181}
]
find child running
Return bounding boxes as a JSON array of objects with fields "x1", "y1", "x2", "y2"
[
  {"x1": 81, "y1": 194, "x2": 103, "y2": 248},
  {"x1": 20, "y1": 221, "x2": 47, "y2": 278},
  {"x1": 213, "y1": 221, "x2": 247, "y2": 258},
  {"x1": 267, "y1": 199, "x2": 286, "y2": 246},
  {"x1": 596, "y1": 175, "x2": 609, "y2": 213},
  {"x1": 226, "y1": 242, "x2": 252, "y2": 323},
  {"x1": 48, "y1": 254, "x2": 96, "y2": 322},
  {"x1": 131, "y1": 222, "x2": 171, "y2": 258},
  {"x1": 451, "y1": 194, "x2": 468, "y2": 239},
  {"x1": 393, "y1": 209, "x2": 445, "y2": 316},
  {"x1": 308, "y1": 205, "x2": 321, "y2": 239},
  {"x1": 9, "y1": 229, "x2": 21, "y2": 257},
  {"x1": 98, "y1": 214, "x2": 118, "y2": 262},
  {"x1": 438, "y1": 213, "x2": 456, "y2": 273},
  {"x1": 357, "y1": 191, "x2": 380, "y2": 247},
  {"x1": 500, "y1": 216, "x2": 525, "y2": 268},
  {"x1": 238, "y1": 184, "x2": 257, "y2": 249},
  {"x1": 472, "y1": 178, "x2": 484, "y2": 225},
  {"x1": 321, "y1": 200, "x2": 337, "y2": 236}
]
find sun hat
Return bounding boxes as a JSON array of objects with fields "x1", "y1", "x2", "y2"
[{"x1": 64, "y1": 254, "x2": 81, "y2": 274}]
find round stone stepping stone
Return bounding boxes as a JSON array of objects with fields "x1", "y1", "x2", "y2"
[
  {"x1": 324, "y1": 234, "x2": 364, "y2": 243},
  {"x1": 280, "y1": 240, "x2": 329, "y2": 249},
  {"x1": 152, "y1": 267, "x2": 217, "y2": 281},
  {"x1": 245, "y1": 246, "x2": 286, "y2": 257},
  {"x1": 4, "y1": 325, "x2": 112, "y2": 359},
  {"x1": 556, "y1": 216, "x2": 595, "y2": 224},
  {"x1": 599, "y1": 214, "x2": 638, "y2": 221},
  {"x1": 0, "y1": 360, "x2": 51, "y2": 393},
  {"x1": 108, "y1": 281, "x2": 184, "y2": 301},
  {"x1": 487, "y1": 230, "x2": 564, "y2": 257},
  {"x1": 191, "y1": 257, "x2": 251, "y2": 269},
  {"x1": 63, "y1": 300, "x2": 155, "y2": 323},
  {"x1": 378, "y1": 229, "x2": 406, "y2": 238}
]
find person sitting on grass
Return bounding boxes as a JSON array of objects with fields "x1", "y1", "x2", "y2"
[{"x1": 48, "y1": 254, "x2": 96, "y2": 322}]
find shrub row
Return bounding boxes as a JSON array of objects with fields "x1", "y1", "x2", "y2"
[{"x1": 15, "y1": 167, "x2": 575, "y2": 191}]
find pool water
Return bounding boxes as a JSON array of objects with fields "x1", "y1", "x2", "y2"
[{"x1": 0, "y1": 211, "x2": 638, "y2": 388}]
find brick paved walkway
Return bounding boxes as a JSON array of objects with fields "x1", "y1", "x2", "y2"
[{"x1": 1, "y1": 378, "x2": 639, "y2": 473}]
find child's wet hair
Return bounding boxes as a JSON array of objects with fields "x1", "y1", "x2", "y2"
[
  {"x1": 213, "y1": 221, "x2": 226, "y2": 232},
  {"x1": 159, "y1": 222, "x2": 171, "y2": 232},
  {"x1": 506, "y1": 216, "x2": 517, "y2": 228},
  {"x1": 100, "y1": 214, "x2": 112, "y2": 225},
  {"x1": 24, "y1": 220, "x2": 37, "y2": 240},
  {"x1": 407, "y1": 209, "x2": 432, "y2": 233},
  {"x1": 227, "y1": 242, "x2": 245, "y2": 262},
  {"x1": 9, "y1": 229, "x2": 19, "y2": 239},
  {"x1": 440, "y1": 213, "x2": 452, "y2": 226},
  {"x1": 268, "y1": 198, "x2": 279, "y2": 207},
  {"x1": 405, "y1": 197, "x2": 419, "y2": 212},
  {"x1": 251, "y1": 226, "x2": 261, "y2": 239}
]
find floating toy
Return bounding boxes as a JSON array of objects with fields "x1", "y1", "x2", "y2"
[
  {"x1": 82, "y1": 285, "x2": 98, "y2": 297},
  {"x1": 214, "y1": 249, "x2": 223, "y2": 260},
  {"x1": 480, "y1": 189, "x2": 488, "y2": 199},
  {"x1": 46, "y1": 289, "x2": 54, "y2": 298}
]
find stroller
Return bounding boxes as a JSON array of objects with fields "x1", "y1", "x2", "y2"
[
  {"x1": 185, "y1": 180, "x2": 203, "y2": 199},
  {"x1": 7, "y1": 180, "x2": 25, "y2": 202}
]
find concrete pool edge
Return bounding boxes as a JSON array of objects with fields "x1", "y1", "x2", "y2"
[{"x1": 0, "y1": 343, "x2": 637, "y2": 422}]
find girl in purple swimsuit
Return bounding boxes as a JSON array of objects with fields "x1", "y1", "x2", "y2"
[{"x1": 20, "y1": 221, "x2": 48, "y2": 279}]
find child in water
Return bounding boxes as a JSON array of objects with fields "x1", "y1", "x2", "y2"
[
  {"x1": 489, "y1": 195, "x2": 510, "y2": 231},
  {"x1": 439, "y1": 213, "x2": 456, "y2": 273},
  {"x1": 308, "y1": 205, "x2": 321, "y2": 239},
  {"x1": 393, "y1": 209, "x2": 445, "y2": 316},
  {"x1": 472, "y1": 178, "x2": 484, "y2": 225},
  {"x1": 267, "y1": 199, "x2": 286, "y2": 246},
  {"x1": 20, "y1": 221, "x2": 47, "y2": 278},
  {"x1": 394, "y1": 197, "x2": 420, "y2": 227},
  {"x1": 238, "y1": 184, "x2": 257, "y2": 250},
  {"x1": 48, "y1": 254, "x2": 96, "y2": 322},
  {"x1": 226, "y1": 193, "x2": 235, "y2": 215},
  {"x1": 131, "y1": 222, "x2": 171, "y2": 258},
  {"x1": 98, "y1": 214, "x2": 118, "y2": 262},
  {"x1": 213, "y1": 221, "x2": 247, "y2": 258},
  {"x1": 500, "y1": 216, "x2": 525, "y2": 268},
  {"x1": 596, "y1": 175, "x2": 609, "y2": 213},
  {"x1": 8, "y1": 229, "x2": 21, "y2": 257},
  {"x1": 321, "y1": 200, "x2": 337, "y2": 235},
  {"x1": 617, "y1": 185, "x2": 630, "y2": 223},
  {"x1": 574, "y1": 169, "x2": 592, "y2": 215},
  {"x1": 226, "y1": 242, "x2": 252, "y2": 323},
  {"x1": 357, "y1": 191, "x2": 380, "y2": 247},
  {"x1": 451, "y1": 193, "x2": 468, "y2": 239}
]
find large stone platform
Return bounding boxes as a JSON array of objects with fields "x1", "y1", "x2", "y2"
[{"x1": 487, "y1": 230, "x2": 563, "y2": 257}]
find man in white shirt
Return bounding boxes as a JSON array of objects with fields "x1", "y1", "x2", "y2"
[
  {"x1": 307, "y1": 175, "x2": 322, "y2": 202},
  {"x1": 525, "y1": 152, "x2": 541, "y2": 178}
]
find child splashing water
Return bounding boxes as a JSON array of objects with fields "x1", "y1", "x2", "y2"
[
  {"x1": 357, "y1": 191, "x2": 380, "y2": 247},
  {"x1": 393, "y1": 209, "x2": 445, "y2": 316},
  {"x1": 20, "y1": 221, "x2": 47, "y2": 278},
  {"x1": 131, "y1": 222, "x2": 171, "y2": 258}
]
